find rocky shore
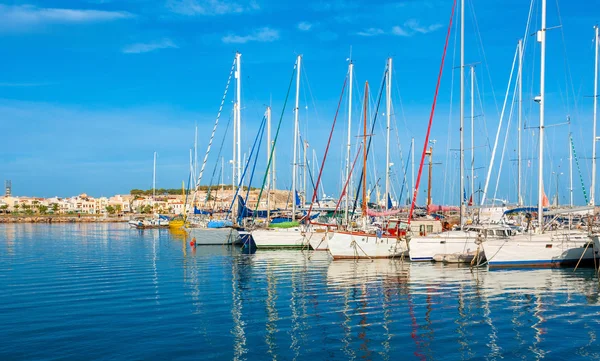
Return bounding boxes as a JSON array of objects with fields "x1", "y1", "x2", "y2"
[{"x1": 0, "y1": 215, "x2": 128, "y2": 223}]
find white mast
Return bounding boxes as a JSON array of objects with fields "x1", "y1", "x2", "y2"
[
  {"x1": 292, "y1": 55, "x2": 302, "y2": 219},
  {"x1": 266, "y1": 106, "x2": 272, "y2": 222},
  {"x1": 470, "y1": 65, "x2": 475, "y2": 207},
  {"x1": 517, "y1": 39, "x2": 523, "y2": 206},
  {"x1": 569, "y1": 130, "x2": 573, "y2": 208},
  {"x1": 345, "y1": 61, "x2": 354, "y2": 223},
  {"x1": 232, "y1": 103, "x2": 237, "y2": 191},
  {"x1": 537, "y1": 0, "x2": 547, "y2": 230},
  {"x1": 411, "y1": 137, "x2": 415, "y2": 205},
  {"x1": 153, "y1": 151, "x2": 157, "y2": 205},
  {"x1": 591, "y1": 26, "x2": 599, "y2": 206},
  {"x1": 303, "y1": 140, "x2": 308, "y2": 207},
  {"x1": 385, "y1": 57, "x2": 392, "y2": 209},
  {"x1": 235, "y1": 52, "x2": 242, "y2": 187},
  {"x1": 194, "y1": 125, "x2": 198, "y2": 180},
  {"x1": 459, "y1": 0, "x2": 465, "y2": 225}
]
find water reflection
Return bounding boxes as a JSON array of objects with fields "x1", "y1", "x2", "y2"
[{"x1": 2, "y1": 224, "x2": 600, "y2": 360}]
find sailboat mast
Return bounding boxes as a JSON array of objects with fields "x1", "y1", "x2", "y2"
[
  {"x1": 411, "y1": 137, "x2": 414, "y2": 205},
  {"x1": 470, "y1": 65, "x2": 475, "y2": 206},
  {"x1": 232, "y1": 103, "x2": 237, "y2": 191},
  {"x1": 235, "y1": 52, "x2": 242, "y2": 188},
  {"x1": 569, "y1": 129, "x2": 573, "y2": 208},
  {"x1": 459, "y1": 0, "x2": 465, "y2": 226},
  {"x1": 385, "y1": 57, "x2": 392, "y2": 209},
  {"x1": 592, "y1": 26, "x2": 599, "y2": 206},
  {"x1": 537, "y1": 0, "x2": 547, "y2": 230},
  {"x1": 292, "y1": 55, "x2": 302, "y2": 219},
  {"x1": 267, "y1": 106, "x2": 272, "y2": 222},
  {"x1": 303, "y1": 140, "x2": 308, "y2": 207},
  {"x1": 345, "y1": 61, "x2": 354, "y2": 223},
  {"x1": 362, "y1": 81, "x2": 369, "y2": 217},
  {"x1": 518, "y1": 39, "x2": 523, "y2": 206},
  {"x1": 153, "y1": 151, "x2": 156, "y2": 205}
]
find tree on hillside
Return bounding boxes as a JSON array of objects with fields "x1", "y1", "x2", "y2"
[
  {"x1": 115, "y1": 204, "x2": 122, "y2": 214},
  {"x1": 14, "y1": 204, "x2": 20, "y2": 213},
  {"x1": 38, "y1": 205, "x2": 48, "y2": 215},
  {"x1": 105, "y1": 205, "x2": 116, "y2": 215},
  {"x1": 51, "y1": 203, "x2": 59, "y2": 214}
]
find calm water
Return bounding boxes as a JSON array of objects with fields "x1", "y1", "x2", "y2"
[{"x1": 1, "y1": 224, "x2": 600, "y2": 360}]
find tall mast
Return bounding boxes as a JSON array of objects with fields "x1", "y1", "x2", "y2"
[
  {"x1": 569, "y1": 129, "x2": 573, "y2": 208},
  {"x1": 592, "y1": 26, "x2": 599, "y2": 206},
  {"x1": 470, "y1": 65, "x2": 475, "y2": 206},
  {"x1": 537, "y1": 0, "x2": 547, "y2": 230},
  {"x1": 266, "y1": 106, "x2": 272, "y2": 223},
  {"x1": 303, "y1": 140, "x2": 308, "y2": 207},
  {"x1": 362, "y1": 81, "x2": 369, "y2": 218},
  {"x1": 232, "y1": 102, "x2": 237, "y2": 191},
  {"x1": 385, "y1": 57, "x2": 392, "y2": 209},
  {"x1": 345, "y1": 61, "x2": 354, "y2": 223},
  {"x1": 517, "y1": 39, "x2": 523, "y2": 206},
  {"x1": 292, "y1": 55, "x2": 302, "y2": 219},
  {"x1": 153, "y1": 151, "x2": 156, "y2": 204},
  {"x1": 411, "y1": 137, "x2": 415, "y2": 205},
  {"x1": 235, "y1": 52, "x2": 242, "y2": 187},
  {"x1": 459, "y1": 0, "x2": 465, "y2": 225},
  {"x1": 194, "y1": 125, "x2": 198, "y2": 181}
]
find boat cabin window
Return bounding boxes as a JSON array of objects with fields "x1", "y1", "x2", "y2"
[
  {"x1": 487, "y1": 230, "x2": 495, "y2": 237},
  {"x1": 426, "y1": 225, "x2": 434, "y2": 233},
  {"x1": 388, "y1": 221, "x2": 398, "y2": 229},
  {"x1": 495, "y1": 230, "x2": 505, "y2": 237}
]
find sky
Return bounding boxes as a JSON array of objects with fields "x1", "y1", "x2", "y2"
[{"x1": 1, "y1": 0, "x2": 599, "y2": 206}]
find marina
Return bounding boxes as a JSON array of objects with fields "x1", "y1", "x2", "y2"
[{"x1": 1, "y1": 223, "x2": 600, "y2": 360}]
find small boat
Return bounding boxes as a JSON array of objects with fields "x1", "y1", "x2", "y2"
[{"x1": 128, "y1": 215, "x2": 170, "y2": 229}]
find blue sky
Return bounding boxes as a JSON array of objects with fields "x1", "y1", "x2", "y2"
[{"x1": 0, "y1": 0, "x2": 599, "y2": 206}]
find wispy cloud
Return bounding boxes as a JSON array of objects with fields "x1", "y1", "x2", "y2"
[
  {"x1": 167, "y1": 0, "x2": 259, "y2": 16},
  {"x1": 0, "y1": 4, "x2": 132, "y2": 31},
  {"x1": 392, "y1": 19, "x2": 442, "y2": 36},
  {"x1": 222, "y1": 27, "x2": 279, "y2": 44},
  {"x1": 355, "y1": 28, "x2": 384, "y2": 37},
  {"x1": 122, "y1": 39, "x2": 178, "y2": 54},
  {"x1": 297, "y1": 21, "x2": 313, "y2": 31},
  {"x1": 0, "y1": 82, "x2": 53, "y2": 87}
]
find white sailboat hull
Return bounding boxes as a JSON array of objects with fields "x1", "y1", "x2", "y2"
[
  {"x1": 186, "y1": 228, "x2": 239, "y2": 245},
  {"x1": 251, "y1": 228, "x2": 310, "y2": 249},
  {"x1": 327, "y1": 231, "x2": 408, "y2": 259},
  {"x1": 307, "y1": 230, "x2": 329, "y2": 251},
  {"x1": 484, "y1": 232, "x2": 596, "y2": 268},
  {"x1": 409, "y1": 230, "x2": 481, "y2": 262}
]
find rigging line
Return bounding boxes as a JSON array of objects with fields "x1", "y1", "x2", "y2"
[
  {"x1": 253, "y1": 63, "x2": 297, "y2": 217},
  {"x1": 226, "y1": 116, "x2": 267, "y2": 219},
  {"x1": 306, "y1": 76, "x2": 348, "y2": 220},
  {"x1": 443, "y1": 6, "x2": 459, "y2": 205},
  {"x1": 242, "y1": 116, "x2": 267, "y2": 213},
  {"x1": 351, "y1": 68, "x2": 388, "y2": 215},
  {"x1": 492, "y1": 76, "x2": 519, "y2": 204},
  {"x1": 467, "y1": 0, "x2": 501, "y2": 118},
  {"x1": 408, "y1": 0, "x2": 456, "y2": 223},
  {"x1": 188, "y1": 57, "x2": 236, "y2": 213},
  {"x1": 334, "y1": 144, "x2": 363, "y2": 217},
  {"x1": 399, "y1": 145, "x2": 412, "y2": 206},
  {"x1": 206, "y1": 111, "x2": 234, "y2": 202},
  {"x1": 299, "y1": 133, "x2": 318, "y2": 203},
  {"x1": 391, "y1": 101, "x2": 409, "y2": 203},
  {"x1": 480, "y1": 43, "x2": 519, "y2": 206},
  {"x1": 570, "y1": 132, "x2": 589, "y2": 204}
]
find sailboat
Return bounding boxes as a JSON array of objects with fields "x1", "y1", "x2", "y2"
[
  {"x1": 251, "y1": 55, "x2": 314, "y2": 249},
  {"x1": 482, "y1": 0, "x2": 597, "y2": 268},
  {"x1": 128, "y1": 152, "x2": 170, "y2": 229}
]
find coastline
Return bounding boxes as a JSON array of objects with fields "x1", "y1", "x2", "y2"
[{"x1": 0, "y1": 215, "x2": 129, "y2": 224}]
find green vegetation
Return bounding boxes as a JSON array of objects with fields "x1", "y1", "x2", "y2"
[
  {"x1": 105, "y1": 205, "x2": 116, "y2": 215},
  {"x1": 38, "y1": 205, "x2": 48, "y2": 214}
]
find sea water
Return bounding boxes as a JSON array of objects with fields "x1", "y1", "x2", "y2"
[{"x1": 1, "y1": 223, "x2": 599, "y2": 360}]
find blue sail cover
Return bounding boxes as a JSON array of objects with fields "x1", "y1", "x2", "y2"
[
  {"x1": 387, "y1": 193, "x2": 393, "y2": 209},
  {"x1": 194, "y1": 207, "x2": 211, "y2": 215},
  {"x1": 237, "y1": 196, "x2": 269, "y2": 220},
  {"x1": 295, "y1": 191, "x2": 301, "y2": 207},
  {"x1": 207, "y1": 220, "x2": 233, "y2": 228},
  {"x1": 503, "y1": 207, "x2": 549, "y2": 216}
]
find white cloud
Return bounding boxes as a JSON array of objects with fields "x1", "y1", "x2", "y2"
[
  {"x1": 356, "y1": 28, "x2": 384, "y2": 37},
  {"x1": 0, "y1": 4, "x2": 132, "y2": 30},
  {"x1": 297, "y1": 21, "x2": 313, "y2": 31},
  {"x1": 392, "y1": 19, "x2": 442, "y2": 37},
  {"x1": 122, "y1": 39, "x2": 179, "y2": 54},
  {"x1": 222, "y1": 27, "x2": 279, "y2": 44},
  {"x1": 167, "y1": 0, "x2": 259, "y2": 16}
]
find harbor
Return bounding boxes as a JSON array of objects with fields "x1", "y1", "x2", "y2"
[{"x1": 3, "y1": 0, "x2": 600, "y2": 359}]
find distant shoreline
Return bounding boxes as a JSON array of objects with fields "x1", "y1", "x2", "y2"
[{"x1": 0, "y1": 215, "x2": 129, "y2": 223}]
